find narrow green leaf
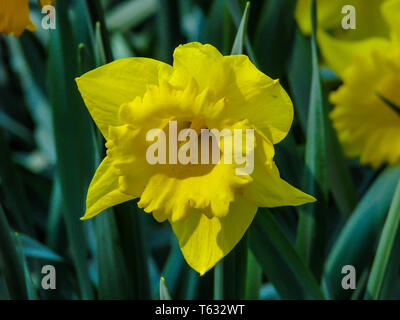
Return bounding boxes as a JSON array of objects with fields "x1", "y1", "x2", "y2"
[
  {"x1": 287, "y1": 27, "x2": 311, "y2": 130},
  {"x1": 288, "y1": 16, "x2": 356, "y2": 221},
  {"x1": 323, "y1": 166, "x2": 400, "y2": 299},
  {"x1": 106, "y1": 0, "x2": 159, "y2": 33},
  {"x1": 160, "y1": 277, "x2": 172, "y2": 300},
  {"x1": 162, "y1": 239, "x2": 185, "y2": 297},
  {"x1": 85, "y1": 0, "x2": 113, "y2": 63},
  {"x1": 78, "y1": 44, "x2": 92, "y2": 75},
  {"x1": 0, "y1": 204, "x2": 27, "y2": 300},
  {"x1": 94, "y1": 209, "x2": 135, "y2": 299},
  {"x1": 350, "y1": 269, "x2": 369, "y2": 300},
  {"x1": 14, "y1": 233, "x2": 38, "y2": 300},
  {"x1": 366, "y1": 178, "x2": 400, "y2": 299},
  {"x1": 254, "y1": 0, "x2": 296, "y2": 78},
  {"x1": 18, "y1": 234, "x2": 63, "y2": 263},
  {"x1": 0, "y1": 130, "x2": 35, "y2": 236},
  {"x1": 45, "y1": 177, "x2": 66, "y2": 253},
  {"x1": 213, "y1": 262, "x2": 223, "y2": 300},
  {"x1": 204, "y1": 0, "x2": 231, "y2": 54},
  {"x1": 48, "y1": 0, "x2": 95, "y2": 299},
  {"x1": 244, "y1": 249, "x2": 262, "y2": 299},
  {"x1": 226, "y1": 0, "x2": 257, "y2": 63},
  {"x1": 214, "y1": 236, "x2": 248, "y2": 300},
  {"x1": 249, "y1": 210, "x2": 325, "y2": 300},
  {"x1": 296, "y1": 0, "x2": 329, "y2": 281},
  {"x1": 323, "y1": 87, "x2": 357, "y2": 219},
  {"x1": 155, "y1": 0, "x2": 182, "y2": 64},
  {"x1": 231, "y1": 2, "x2": 250, "y2": 55},
  {"x1": 113, "y1": 202, "x2": 152, "y2": 299},
  {"x1": 94, "y1": 22, "x2": 108, "y2": 66}
]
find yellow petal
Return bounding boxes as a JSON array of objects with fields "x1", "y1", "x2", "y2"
[
  {"x1": 242, "y1": 142, "x2": 316, "y2": 207},
  {"x1": 170, "y1": 42, "x2": 227, "y2": 94},
  {"x1": 75, "y1": 57, "x2": 172, "y2": 139},
  {"x1": 170, "y1": 195, "x2": 257, "y2": 275},
  {"x1": 82, "y1": 157, "x2": 134, "y2": 220},
  {"x1": 222, "y1": 55, "x2": 293, "y2": 144},
  {"x1": 381, "y1": 0, "x2": 400, "y2": 42},
  {"x1": 170, "y1": 43, "x2": 293, "y2": 144},
  {"x1": 318, "y1": 29, "x2": 392, "y2": 77},
  {"x1": 0, "y1": 0, "x2": 36, "y2": 37}
]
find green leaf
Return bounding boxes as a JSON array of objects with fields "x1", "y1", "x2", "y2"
[
  {"x1": 106, "y1": 0, "x2": 159, "y2": 33},
  {"x1": 323, "y1": 166, "x2": 400, "y2": 299},
  {"x1": 365, "y1": 178, "x2": 400, "y2": 299},
  {"x1": 231, "y1": 2, "x2": 250, "y2": 55},
  {"x1": 18, "y1": 234, "x2": 63, "y2": 263},
  {"x1": 155, "y1": 0, "x2": 182, "y2": 64},
  {"x1": 113, "y1": 202, "x2": 152, "y2": 299},
  {"x1": 204, "y1": 0, "x2": 232, "y2": 54},
  {"x1": 48, "y1": 0, "x2": 95, "y2": 299},
  {"x1": 287, "y1": 27, "x2": 311, "y2": 130},
  {"x1": 94, "y1": 209, "x2": 135, "y2": 299},
  {"x1": 324, "y1": 89, "x2": 357, "y2": 219},
  {"x1": 14, "y1": 233, "x2": 38, "y2": 300},
  {"x1": 214, "y1": 235, "x2": 248, "y2": 300},
  {"x1": 254, "y1": 0, "x2": 296, "y2": 78},
  {"x1": 0, "y1": 204, "x2": 27, "y2": 300},
  {"x1": 249, "y1": 210, "x2": 325, "y2": 300},
  {"x1": 85, "y1": 0, "x2": 113, "y2": 63},
  {"x1": 45, "y1": 177, "x2": 67, "y2": 253},
  {"x1": 94, "y1": 22, "x2": 107, "y2": 66},
  {"x1": 0, "y1": 130, "x2": 35, "y2": 236},
  {"x1": 296, "y1": 0, "x2": 329, "y2": 281},
  {"x1": 161, "y1": 239, "x2": 186, "y2": 297},
  {"x1": 226, "y1": 0, "x2": 257, "y2": 63},
  {"x1": 160, "y1": 277, "x2": 172, "y2": 300},
  {"x1": 244, "y1": 249, "x2": 262, "y2": 299}
]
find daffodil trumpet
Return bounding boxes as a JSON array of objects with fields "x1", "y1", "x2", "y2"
[
  {"x1": 145, "y1": 120, "x2": 255, "y2": 176},
  {"x1": 76, "y1": 42, "x2": 316, "y2": 275}
]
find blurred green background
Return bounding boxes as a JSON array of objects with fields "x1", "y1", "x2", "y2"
[{"x1": 0, "y1": 0, "x2": 400, "y2": 300}]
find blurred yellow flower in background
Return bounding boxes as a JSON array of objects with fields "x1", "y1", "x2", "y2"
[
  {"x1": 295, "y1": 0, "x2": 389, "y2": 40},
  {"x1": 76, "y1": 42, "x2": 315, "y2": 275},
  {"x1": 318, "y1": 0, "x2": 400, "y2": 168},
  {"x1": 0, "y1": 0, "x2": 36, "y2": 37},
  {"x1": 0, "y1": 0, "x2": 55, "y2": 37},
  {"x1": 38, "y1": 0, "x2": 55, "y2": 6}
]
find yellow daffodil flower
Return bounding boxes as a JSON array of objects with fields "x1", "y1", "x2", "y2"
[
  {"x1": 0, "y1": 0, "x2": 55, "y2": 37},
  {"x1": 76, "y1": 42, "x2": 316, "y2": 275},
  {"x1": 320, "y1": 0, "x2": 400, "y2": 168}
]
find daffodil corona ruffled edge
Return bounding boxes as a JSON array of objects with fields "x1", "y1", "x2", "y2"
[
  {"x1": 76, "y1": 42, "x2": 316, "y2": 274},
  {"x1": 0, "y1": 0, "x2": 55, "y2": 37}
]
